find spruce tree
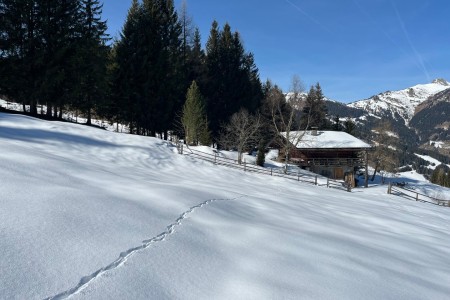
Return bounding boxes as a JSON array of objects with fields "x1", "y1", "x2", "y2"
[
  {"x1": 111, "y1": 0, "x2": 142, "y2": 133},
  {"x1": 182, "y1": 81, "x2": 208, "y2": 145},
  {"x1": 300, "y1": 83, "x2": 329, "y2": 130},
  {"x1": 256, "y1": 139, "x2": 266, "y2": 167},
  {"x1": 333, "y1": 115, "x2": 341, "y2": 131},
  {"x1": 198, "y1": 117, "x2": 212, "y2": 146},
  {"x1": 37, "y1": 0, "x2": 81, "y2": 118},
  {"x1": 0, "y1": 0, "x2": 41, "y2": 115},
  {"x1": 112, "y1": 0, "x2": 183, "y2": 137},
  {"x1": 344, "y1": 117, "x2": 356, "y2": 135},
  {"x1": 204, "y1": 20, "x2": 222, "y2": 138},
  {"x1": 76, "y1": 0, "x2": 109, "y2": 125},
  {"x1": 204, "y1": 21, "x2": 263, "y2": 143},
  {"x1": 187, "y1": 28, "x2": 206, "y2": 86}
]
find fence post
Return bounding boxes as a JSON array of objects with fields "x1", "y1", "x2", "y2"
[
  {"x1": 347, "y1": 183, "x2": 351, "y2": 192},
  {"x1": 387, "y1": 182, "x2": 391, "y2": 194},
  {"x1": 214, "y1": 153, "x2": 217, "y2": 164},
  {"x1": 327, "y1": 178, "x2": 329, "y2": 188},
  {"x1": 297, "y1": 171, "x2": 300, "y2": 181},
  {"x1": 271, "y1": 168, "x2": 273, "y2": 176},
  {"x1": 180, "y1": 144, "x2": 183, "y2": 155},
  {"x1": 244, "y1": 161, "x2": 246, "y2": 172},
  {"x1": 416, "y1": 193, "x2": 419, "y2": 201},
  {"x1": 315, "y1": 176, "x2": 318, "y2": 186}
]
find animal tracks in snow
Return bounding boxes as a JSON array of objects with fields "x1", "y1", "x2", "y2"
[{"x1": 44, "y1": 196, "x2": 243, "y2": 300}]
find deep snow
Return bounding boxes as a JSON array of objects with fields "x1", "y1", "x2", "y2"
[{"x1": 1, "y1": 113, "x2": 450, "y2": 300}]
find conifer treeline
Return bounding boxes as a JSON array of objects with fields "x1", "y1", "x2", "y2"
[
  {"x1": 111, "y1": 0, "x2": 263, "y2": 139},
  {"x1": 0, "y1": 0, "x2": 109, "y2": 123},
  {"x1": 0, "y1": 0, "x2": 264, "y2": 142}
]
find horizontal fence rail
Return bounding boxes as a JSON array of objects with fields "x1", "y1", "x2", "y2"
[
  {"x1": 388, "y1": 183, "x2": 449, "y2": 207},
  {"x1": 177, "y1": 144, "x2": 350, "y2": 192},
  {"x1": 293, "y1": 157, "x2": 365, "y2": 168}
]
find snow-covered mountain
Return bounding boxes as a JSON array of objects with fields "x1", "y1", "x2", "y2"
[{"x1": 348, "y1": 79, "x2": 450, "y2": 125}]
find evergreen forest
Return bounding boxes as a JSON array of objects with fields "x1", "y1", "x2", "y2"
[{"x1": 0, "y1": 0, "x2": 271, "y2": 142}]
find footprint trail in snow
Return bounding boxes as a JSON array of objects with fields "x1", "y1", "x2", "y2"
[{"x1": 44, "y1": 196, "x2": 243, "y2": 300}]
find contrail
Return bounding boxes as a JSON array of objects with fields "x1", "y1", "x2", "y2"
[
  {"x1": 352, "y1": 0, "x2": 423, "y2": 72},
  {"x1": 352, "y1": 1, "x2": 405, "y2": 51},
  {"x1": 284, "y1": 0, "x2": 333, "y2": 34},
  {"x1": 391, "y1": 1, "x2": 431, "y2": 81}
]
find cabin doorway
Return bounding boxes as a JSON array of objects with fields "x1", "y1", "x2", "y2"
[{"x1": 334, "y1": 167, "x2": 344, "y2": 180}]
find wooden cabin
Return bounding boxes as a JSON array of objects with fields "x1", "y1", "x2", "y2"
[{"x1": 280, "y1": 129, "x2": 372, "y2": 187}]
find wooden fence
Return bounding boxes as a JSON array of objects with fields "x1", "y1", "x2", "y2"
[
  {"x1": 388, "y1": 183, "x2": 450, "y2": 207},
  {"x1": 178, "y1": 144, "x2": 351, "y2": 192}
]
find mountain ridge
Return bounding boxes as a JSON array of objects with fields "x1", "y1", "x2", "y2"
[{"x1": 346, "y1": 78, "x2": 450, "y2": 125}]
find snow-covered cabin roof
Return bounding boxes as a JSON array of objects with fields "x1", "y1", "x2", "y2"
[{"x1": 281, "y1": 131, "x2": 371, "y2": 150}]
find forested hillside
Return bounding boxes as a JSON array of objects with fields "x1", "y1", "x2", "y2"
[
  {"x1": 410, "y1": 88, "x2": 450, "y2": 142},
  {"x1": 0, "y1": 0, "x2": 264, "y2": 143}
]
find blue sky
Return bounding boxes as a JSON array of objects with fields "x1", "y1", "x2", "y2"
[{"x1": 102, "y1": 0, "x2": 450, "y2": 103}]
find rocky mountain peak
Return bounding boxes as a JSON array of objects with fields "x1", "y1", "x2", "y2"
[
  {"x1": 347, "y1": 79, "x2": 450, "y2": 125},
  {"x1": 431, "y1": 78, "x2": 449, "y2": 86}
]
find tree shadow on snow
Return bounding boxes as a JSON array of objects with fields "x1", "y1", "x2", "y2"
[{"x1": 0, "y1": 127, "x2": 115, "y2": 148}]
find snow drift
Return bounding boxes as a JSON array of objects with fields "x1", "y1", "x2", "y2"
[{"x1": 1, "y1": 113, "x2": 449, "y2": 300}]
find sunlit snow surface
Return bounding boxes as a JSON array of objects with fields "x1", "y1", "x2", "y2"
[{"x1": 1, "y1": 113, "x2": 450, "y2": 300}]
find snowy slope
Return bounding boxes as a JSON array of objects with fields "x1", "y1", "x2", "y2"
[
  {"x1": 1, "y1": 113, "x2": 450, "y2": 300},
  {"x1": 415, "y1": 153, "x2": 450, "y2": 170},
  {"x1": 348, "y1": 79, "x2": 450, "y2": 125}
]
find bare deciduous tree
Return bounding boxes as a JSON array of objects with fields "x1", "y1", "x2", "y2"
[
  {"x1": 220, "y1": 109, "x2": 262, "y2": 164},
  {"x1": 269, "y1": 75, "x2": 311, "y2": 173},
  {"x1": 370, "y1": 121, "x2": 399, "y2": 181}
]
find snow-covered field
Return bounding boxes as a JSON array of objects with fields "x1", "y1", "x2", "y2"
[{"x1": 1, "y1": 112, "x2": 450, "y2": 300}]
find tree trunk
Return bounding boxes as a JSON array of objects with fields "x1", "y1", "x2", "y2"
[
  {"x1": 364, "y1": 150, "x2": 369, "y2": 188},
  {"x1": 284, "y1": 149, "x2": 289, "y2": 174},
  {"x1": 86, "y1": 95, "x2": 92, "y2": 125},
  {"x1": 238, "y1": 151, "x2": 243, "y2": 165},
  {"x1": 30, "y1": 100, "x2": 37, "y2": 115},
  {"x1": 86, "y1": 108, "x2": 91, "y2": 125},
  {"x1": 371, "y1": 164, "x2": 379, "y2": 182},
  {"x1": 46, "y1": 103, "x2": 52, "y2": 117}
]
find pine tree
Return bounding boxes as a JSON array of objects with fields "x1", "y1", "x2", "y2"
[
  {"x1": 111, "y1": 0, "x2": 183, "y2": 137},
  {"x1": 204, "y1": 20, "x2": 222, "y2": 139},
  {"x1": 430, "y1": 165, "x2": 449, "y2": 187},
  {"x1": 333, "y1": 115, "x2": 341, "y2": 131},
  {"x1": 301, "y1": 83, "x2": 328, "y2": 129},
  {"x1": 0, "y1": 0, "x2": 41, "y2": 115},
  {"x1": 344, "y1": 117, "x2": 356, "y2": 135},
  {"x1": 37, "y1": 0, "x2": 81, "y2": 118},
  {"x1": 111, "y1": 0, "x2": 142, "y2": 133},
  {"x1": 256, "y1": 139, "x2": 266, "y2": 167},
  {"x1": 187, "y1": 28, "x2": 206, "y2": 86},
  {"x1": 182, "y1": 81, "x2": 208, "y2": 145},
  {"x1": 179, "y1": 0, "x2": 193, "y2": 68},
  {"x1": 204, "y1": 21, "x2": 263, "y2": 143},
  {"x1": 76, "y1": 0, "x2": 109, "y2": 125},
  {"x1": 198, "y1": 116, "x2": 212, "y2": 146}
]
